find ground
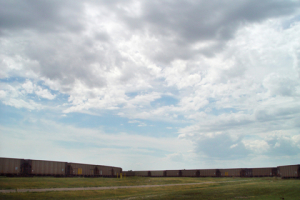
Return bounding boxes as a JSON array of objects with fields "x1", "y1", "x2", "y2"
[{"x1": 0, "y1": 176, "x2": 299, "y2": 199}]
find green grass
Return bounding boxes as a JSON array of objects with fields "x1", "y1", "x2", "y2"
[
  {"x1": 0, "y1": 176, "x2": 237, "y2": 189},
  {"x1": 0, "y1": 177, "x2": 299, "y2": 200}
]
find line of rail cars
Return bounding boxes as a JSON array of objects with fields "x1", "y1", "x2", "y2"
[
  {"x1": 123, "y1": 164, "x2": 300, "y2": 179},
  {"x1": 1, "y1": 157, "x2": 298, "y2": 179},
  {"x1": 0, "y1": 157, "x2": 122, "y2": 177}
]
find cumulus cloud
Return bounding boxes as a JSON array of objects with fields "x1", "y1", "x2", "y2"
[
  {"x1": 0, "y1": 90, "x2": 6, "y2": 99},
  {"x1": 35, "y1": 86, "x2": 56, "y2": 100},
  {"x1": 1, "y1": 0, "x2": 300, "y2": 168},
  {"x1": 263, "y1": 73, "x2": 300, "y2": 97},
  {"x1": 21, "y1": 80, "x2": 56, "y2": 100}
]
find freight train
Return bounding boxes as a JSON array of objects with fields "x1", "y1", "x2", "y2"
[
  {"x1": 123, "y1": 164, "x2": 300, "y2": 179},
  {"x1": 1, "y1": 157, "x2": 298, "y2": 179},
  {"x1": 0, "y1": 157, "x2": 122, "y2": 177}
]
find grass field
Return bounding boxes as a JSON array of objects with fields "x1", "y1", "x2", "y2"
[{"x1": 0, "y1": 176, "x2": 299, "y2": 199}]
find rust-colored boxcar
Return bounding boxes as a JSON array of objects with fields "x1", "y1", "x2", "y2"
[
  {"x1": 98, "y1": 165, "x2": 112, "y2": 177},
  {"x1": 240, "y1": 168, "x2": 253, "y2": 177},
  {"x1": 66, "y1": 163, "x2": 121, "y2": 177},
  {"x1": 0, "y1": 157, "x2": 22, "y2": 176},
  {"x1": 200, "y1": 169, "x2": 217, "y2": 177},
  {"x1": 112, "y1": 166, "x2": 122, "y2": 176},
  {"x1": 219, "y1": 168, "x2": 241, "y2": 177},
  {"x1": 135, "y1": 171, "x2": 150, "y2": 176},
  {"x1": 122, "y1": 171, "x2": 135, "y2": 176},
  {"x1": 31, "y1": 160, "x2": 66, "y2": 176},
  {"x1": 150, "y1": 170, "x2": 166, "y2": 177},
  {"x1": 252, "y1": 167, "x2": 277, "y2": 177},
  {"x1": 278, "y1": 165, "x2": 300, "y2": 178},
  {"x1": 66, "y1": 163, "x2": 97, "y2": 176},
  {"x1": 182, "y1": 169, "x2": 200, "y2": 177},
  {"x1": 166, "y1": 170, "x2": 181, "y2": 177}
]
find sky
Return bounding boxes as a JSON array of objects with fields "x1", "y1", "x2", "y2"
[{"x1": 0, "y1": 0, "x2": 300, "y2": 171}]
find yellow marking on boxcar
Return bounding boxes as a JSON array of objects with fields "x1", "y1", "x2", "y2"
[{"x1": 78, "y1": 168, "x2": 82, "y2": 175}]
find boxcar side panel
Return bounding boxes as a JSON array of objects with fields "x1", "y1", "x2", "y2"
[
  {"x1": 151, "y1": 170, "x2": 165, "y2": 177},
  {"x1": 200, "y1": 169, "x2": 216, "y2": 177},
  {"x1": 166, "y1": 170, "x2": 180, "y2": 177},
  {"x1": 182, "y1": 170, "x2": 198, "y2": 177},
  {"x1": 31, "y1": 160, "x2": 65, "y2": 176},
  {"x1": 0, "y1": 158, "x2": 21, "y2": 175},
  {"x1": 279, "y1": 165, "x2": 300, "y2": 178}
]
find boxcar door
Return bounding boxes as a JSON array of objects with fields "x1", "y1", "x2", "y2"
[
  {"x1": 66, "y1": 165, "x2": 73, "y2": 176},
  {"x1": 240, "y1": 169, "x2": 246, "y2": 177},
  {"x1": 94, "y1": 167, "x2": 99, "y2": 176},
  {"x1": 272, "y1": 168, "x2": 277, "y2": 176},
  {"x1": 21, "y1": 160, "x2": 32, "y2": 175},
  {"x1": 216, "y1": 169, "x2": 221, "y2": 177}
]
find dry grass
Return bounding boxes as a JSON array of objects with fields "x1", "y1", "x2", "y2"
[
  {"x1": 0, "y1": 176, "x2": 238, "y2": 189},
  {"x1": 0, "y1": 177, "x2": 299, "y2": 200}
]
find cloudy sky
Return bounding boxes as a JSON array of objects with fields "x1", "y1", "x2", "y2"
[{"x1": 1, "y1": 0, "x2": 300, "y2": 171}]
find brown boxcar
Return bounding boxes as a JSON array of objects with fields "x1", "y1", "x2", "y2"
[
  {"x1": 122, "y1": 171, "x2": 135, "y2": 176},
  {"x1": 67, "y1": 163, "x2": 97, "y2": 176},
  {"x1": 150, "y1": 170, "x2": 165, "y2": 177},
  {"x1": 182, "y1": 169, "x2": 200, "y2": 177},
  {"x1": 112, "y1": 167, "x2": 122, "y2": 176},
  {"x1": 135, "y1": 171, "x2": 150, "y2": 176},
  {"x1": 252, "y1": 167, "x2": 277, "y2": 177},
  {"x1": 0, "y1": 157, "x2": 22, "y2": 176},
  {"x1": 278, "y1": 164, "x2": 300, "y2": 178},
  {"x1": 66, "y1": 164, "x2": 121, "y2": 177},
  {"x1": 240, "y1": 168, "x2": 253, "y2": 177},
  {"x1": 166, "y1": 170, "x2": 181, "y2": 177},
  {"x1": 31, "y1": 160, "x2": 66, "y2": 176},
  {"x1": 219, "y1": 168, "x2": 241, "y2": 177},
  {"x1": 100, "y1": 166, "x2": 111, "y2": 177},
  {"x1": 98, "y1": 165, "x2": 111, "y2": 176},
  {"x1": 200, "y1": 169, "x2": 217, "y2": 177}
]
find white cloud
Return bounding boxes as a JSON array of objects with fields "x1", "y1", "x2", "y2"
[
  {"x1": 22, "y1": 80, "x2": 34, "y2": 94},
  {"x1": 35, "y1": 86, "x2": 56, "y2": 100},
  {"x1": 1, "y1": 0, "x2": 300, "y2": 169},
  {"x1": 243, "y1": 140, "x2": 270, "y2": 153},
  {"x1": 0, "y1": 119, "x2": 192, "y2": 170},
  {"x1": 0, "y1": 90, "x2": 6, "y2": 99},
  {"x1": 3, "y1": 98, "x2": 41, "y2": 110}
]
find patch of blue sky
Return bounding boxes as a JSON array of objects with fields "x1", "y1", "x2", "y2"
[
  {"x1": 242, "y1": 135, "x2": 260, "y2": 141},
  {"x1": 282, "y1": 14, "x2": 300, "y2": 29},
  {"x1": 125, "y1": 92, "x2": 139, "y2": 98},
  {"x1": 202, "y1": 106, "x2": 238, "y2": 116},
  {"x1": 60, "y1": 111, "x2": 186, "y2": 137},
  {"x1": 0, "y1": 102, "x2": 25, "y2": 126},
  {"x1": 54, "y1": 140, "x2": 170, "y2": 157},
  {"x1": 150, "y1": 95, "x2": 179, "y2": 107},
  {"x1": 128, "y1": 147, "x2": 170, "y2": 157},
  {"x1": 60, "y1": 112, "x2": 128, "y2": 130},
  {"x1": 125, "y1": 121, "x2": 184, "y2": 138},
  {"x1": 0, "y1": 100, "x2": 69, "y2": 130},
  {"x1": 0, "y1": 76, "x2": 27, "y2": 83},
  {"x1": 175, "y1": 115, "x2": 186, "y2": 121},
  {"x1": 51, "y1": 92, "x2": 69, "y2": 101},
  {"x1": 54, "y1": 140, "x2": 102, "y2": 149}
]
